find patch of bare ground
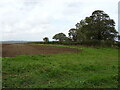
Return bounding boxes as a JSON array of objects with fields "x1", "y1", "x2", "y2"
[{"x1": 2, "y1": 44, "x2": 80, "y2": 57}]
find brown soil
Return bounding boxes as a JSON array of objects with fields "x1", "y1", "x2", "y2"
[{"x1": 1, "y1": 44, "x2": 80, "y2": 57}]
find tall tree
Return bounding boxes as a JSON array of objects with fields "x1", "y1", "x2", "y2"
[
  {"x1": 76, "y1": 10, "x2": 118, "y2": 41},
  {"x1": 76, "y1": 20, "x2": 87, "y2": 41},
  {"x1": 53, "y1": 33, "x2": 67, "y2": 41},
  {"x1": 68, "y1": 28, "x2": 77, "y2": 41}
]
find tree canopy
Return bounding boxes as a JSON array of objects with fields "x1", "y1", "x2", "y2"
[
  {"x1": 53, "y1": 33, "x2": 67, "y2": 41},
  {"x1": 68, "y1": 28, "x2": 77, "y2": 41},
  {"x1": 71, "y1": 10, "x2": 118, "y2": 42},
  {"x1": 43, "y1": 37, "x2": 49, "y2": 42},
  {"x1": 50, "y1": 10, "x2": 119, "y2": 46}
]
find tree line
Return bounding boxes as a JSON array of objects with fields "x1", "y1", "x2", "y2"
[{"x1": 43, "y1": 10, "x2": 119, "y2": 46}]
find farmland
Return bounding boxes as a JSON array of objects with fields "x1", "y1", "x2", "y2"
[
  {"x1": 2, "y1": 44, "x2": 118, "y2": 88},
  {"x1": 2, "y1": 44, "x2": 79, "y2": 57}
]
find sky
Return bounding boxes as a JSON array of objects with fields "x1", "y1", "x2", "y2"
[{"x1": 0, "y1": 0, "x2": 119, "y2": 41}]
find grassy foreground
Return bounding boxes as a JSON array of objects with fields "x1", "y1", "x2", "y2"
[{"x1": 2, "y1": 45, "x2": 118, "y2": 88}]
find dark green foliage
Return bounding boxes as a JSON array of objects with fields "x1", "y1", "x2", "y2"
[
  {"x1": 118, "y1": 35, "x2": 120, "y2": 39},
  {"x1": 43, "y1": 37, "x2": 49, "y2": 43},
  {"x1": 29, "y1": 40, "x2": 119, "y2": 48},
  {"x1": 50, "y1": 10, "x2": 118, "y2": 47},
  {"x1": 75, "y1": 10, "x2": 118, "y2": 41},
  {"x1": 53, "y1": 33, "x2": 67, "y2": 41},
  {"x1": 68, "y1": 28, "x2": 77, "y2": 41}
]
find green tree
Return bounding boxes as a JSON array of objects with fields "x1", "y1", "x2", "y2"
[
  {"x1": 118, "y1": 35, "x2": 120, "y2": 41},
  {"x1": 76, "y1": 10, "x2": 118, "y2": 41},
  {"x1": 53, "y1": 33, "x2": 67, "y2": 41},
  {"x1": 76, "y1": 20, "x2": 87, "y2": 41},
  {"x1": 68, "y1": 28, "x2": 77, "y2": 41},
  {"x1": 43, "y1": 37, "x2": 49, "y2": 42}
]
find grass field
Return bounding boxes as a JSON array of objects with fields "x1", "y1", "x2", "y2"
[{"x1": 2, "y1": 44, "x2": 118, "y2": 88}]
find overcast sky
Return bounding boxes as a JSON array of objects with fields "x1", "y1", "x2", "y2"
[{"x1": 0, "y1": 0, "x2": 119, "y2": 41}]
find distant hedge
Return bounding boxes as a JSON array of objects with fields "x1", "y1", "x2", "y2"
[{"x1": 28, "y1": 40, "x2": 119, "y2": 48}]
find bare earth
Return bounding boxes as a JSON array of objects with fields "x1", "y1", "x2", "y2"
[{"x1": 1, "y1": 44, "x2": 80, "y2": 57}]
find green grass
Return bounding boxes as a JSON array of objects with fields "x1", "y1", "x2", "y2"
[{"x1": 2, "y1": 45, "x2": 118, "y2": 88}]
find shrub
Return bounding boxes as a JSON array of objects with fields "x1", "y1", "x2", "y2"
[{"x1": 28, "y1": 40, "x2": 118, "y2": 48}]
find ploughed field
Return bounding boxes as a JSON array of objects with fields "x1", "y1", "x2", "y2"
[{"x1": 2, "y1": 44, "x2": 80, "y2": 57}]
